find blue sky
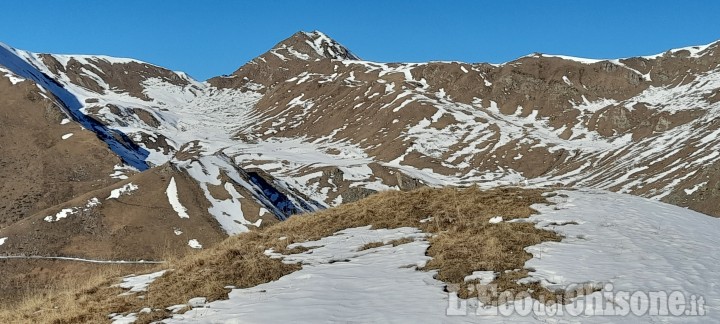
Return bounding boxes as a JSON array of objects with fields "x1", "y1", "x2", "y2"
[{"x1": 1, "y1": 1, "x2": 718, "y2": 80}]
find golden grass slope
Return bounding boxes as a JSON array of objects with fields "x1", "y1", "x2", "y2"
[{"x1": 0, "y1": 186, "x2": 568, "y2": 323}]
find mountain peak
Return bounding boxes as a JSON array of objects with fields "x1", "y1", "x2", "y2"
[
  {"x1": 272, "y1": 30, "x2": 360, "y2": 61},
  {"x1": 208, "y1": 30, "x2": 360, "y2": 89}
]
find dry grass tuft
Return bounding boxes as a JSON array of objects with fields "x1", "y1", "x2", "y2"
[
  {"x1": 358, "y1": 241, "x2": 386, "y2": 251},
  {"x1": 358, "y1": 236, "x2": 417, "y2": 251},
  {"x1": 1, "y1": 186, "x2": 575, "y2": 323}
]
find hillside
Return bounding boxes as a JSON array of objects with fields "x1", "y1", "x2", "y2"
[
  {"x1": 0, "y1": 31, "x2": 719, "y2": 322},
  {"x1": 166, "y1": 188, "x2": 719, "y2": 323},
  {"x1": 1, "y1": 188, "x2": 717, "y2": 323}
]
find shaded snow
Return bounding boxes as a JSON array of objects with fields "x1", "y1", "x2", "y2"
[{"x1": 0, "y1": 42, "x2": 150, "y2": 170}]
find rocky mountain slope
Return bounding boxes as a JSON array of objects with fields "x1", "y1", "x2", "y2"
[{"x1": 1, "y1": 31, "x2": 719, "y2": 261}]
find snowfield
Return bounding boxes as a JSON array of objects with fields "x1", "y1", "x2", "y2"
[{"x1": 164, "y1": 189, "x2": 720, "y2": 323}]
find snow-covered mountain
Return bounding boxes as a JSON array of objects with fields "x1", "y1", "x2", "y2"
[
  {"x1": 1, "y1": 31, "x2": 720, "y2": 258},
  {"x1": 2, "y1": 30, "x2": 720, "y2": 323}
]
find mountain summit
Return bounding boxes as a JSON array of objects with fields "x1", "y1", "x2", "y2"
[
  {"x1": 282, "y1": 30, "x2": 360, "y2": 61},
  {"x1": 209, "y1": 30, "x2": 358, "y2": 90}
]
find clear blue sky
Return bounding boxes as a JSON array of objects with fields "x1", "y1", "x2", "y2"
[{"x1": 1, "y1": 1, "x2": 718, "y2": 80}]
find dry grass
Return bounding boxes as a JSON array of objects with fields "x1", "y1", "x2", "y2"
[
  {"x1": 358, "y1": 236, "x2": 417, "y2": 251},
  {"x1": 0, "y1": 186, "x2": 573, "y2": 323},
  {"x1": 0, "y1": 263, "x2": 154, "y2": 323}
]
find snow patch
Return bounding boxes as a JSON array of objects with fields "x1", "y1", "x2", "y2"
[
  {"x1": 110, "y1": 313, "x2": 137, "y2": 324},
  {"x1": 684, "y1": 182, "x2": 707, "y2": 195},
  {"x1": 0, "y1": 66, "x2": 24, "y2": 84},
  {"x1": 166, "y1": 177, "x2": 189, "y2": 218},
  {"x1": 488, "y1": 216, "x2": 503, "y2": 224},
  {"x1": 107, "y1": 183, "x2": 139, "y2": 199},
  {"x1": 463, "y1": 271, "x2": 495, "y2": 285},
  {"x1": 259, "y1": 207, "x2": 269, "y2": 216},
  {"x1": 188, "y1": 239, "x2": 202, "y2": 249},
  {"x1": 43, "y1": 197, "x2": 101, "y2": 223},
  {"x1": 44, "y1": 208, "x2": 75, "y2": 222},
  {"x1": 118, "y1": 270, "x2": 167, "y2": 294}
]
